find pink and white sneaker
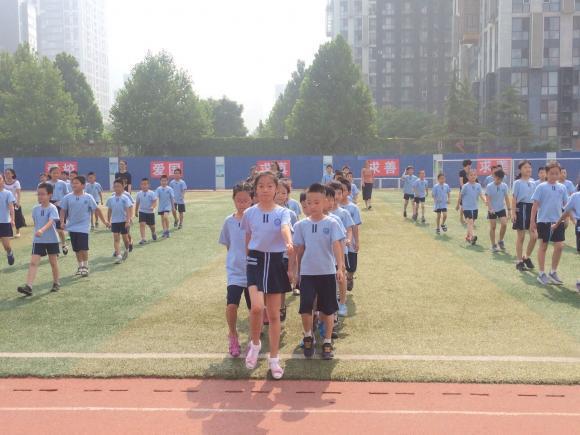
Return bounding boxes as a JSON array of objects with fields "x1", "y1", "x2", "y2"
[
  {"x1": 228, "y1": 335, "x2": 241, "y2": 358},
  {"x1": 245, "y1": 341, "x2": 261, "y2": 369},
  {"x1": 269, "y1": 357, "x2": 284, "y2": 380}
]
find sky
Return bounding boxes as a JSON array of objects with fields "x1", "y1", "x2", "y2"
[{"x1": 106, "y1": 0, "x2": 329, "y2": 132}]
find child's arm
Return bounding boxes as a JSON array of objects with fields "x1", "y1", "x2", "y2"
[
  {"x1": 95, "y1": 207, "x2": 109, "y2": 227},
  {"x1": 134, "y1": 198, "x2": 140, "y2": 217},
  {"x1": 485, "y1": 193, "x2": 492, "y2": 212},
  {"x1": 551, "y1": 210, "x2": 570, "y2": 231},
  {"x1": 294, "y1": 245, "x2": 305, "y2": 283},
  {"x1": 107, "y1": 208, "x2": 112, "y2": 223},
  {"x1": 504, "y1": 193, "x2": 511, "y2": 218},
  {"x1": 245, "y1": 231, "x2": 251, "y2": 255},
  {"x1": 125, "y1": 206, "x2": 133, "y2": 228},
  {"x1": 333, "y1": 240, "x2": 345, "y2": 283},
  {"x1": 8, "y1": 201, "x2": 14, "y2": 225},
  {"x1": 352, "y1": 225, "x2": 360, "y2": 252},
  {"x1": 36, "y1": 219, "x2": 54, "y2": 237},
  {"x1": 511, "y1": 193, "x2": 518, "y2": 223},
  {"x1": 455, "y1": 189, "x2": 462, "y2": 210},
  {"x1": 530, "y1": 201, "x2": 539, "y2": 233},
  {"x1": 281, "y1": 224, "x2": 293, "y2": 255},
  {"x1": 99, "y1": 191, "x2": 104, "y2": 205}
]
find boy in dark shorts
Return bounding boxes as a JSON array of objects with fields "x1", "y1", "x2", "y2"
[
  {"x1": 60, "y1": 176, "x2": 108, "y2": 277},
  {"x1": 135, "y1": 178, "x2": 158, "y2": 243},
  {"x1": 531, "y1": 161, "x2": 569, "y2": 286},
  {"x1": 17, "y1": 183, "x2": 61, "y2": 296},
  {"x1": 107, "y1": 179, "x2": 134, "y2": 264},
  {"x1": 293, "y1": 183, "x2": 345, "y2": 360},
  {"x1": 485, "y1": 169, "x2": 511, "y2": 252},
  {"x1": 0, "y1": 174, "x2": 16, "y2": 265},
  {"x1": 432, "y1": 173, "x2": 451, "y2": 234}
]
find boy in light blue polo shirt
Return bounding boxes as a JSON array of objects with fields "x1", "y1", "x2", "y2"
[
  {"x1": 0, "y1": 174, "x2": 15, "y2": 265},
  {"x1": 85, "y1": 172, "x2": 104, "y2": 229},
  {"x1": 456, "y1": 169, "x2": 486, "y2": 245},
  {"x1": 135, "y1": 178, "x2": 158, "y2": 244},
  {"x1": 401, "y1": 166, "x2": 418, "y2": 218},
  {"x1": 531, "y1": 161, "x2": 569, "y2": 285},
  {"x1": 169, "y1": 168, "x2": 187, "y2": 230},
  {"x1": 47, "y1": 166, "x2": 70, "y2": 254},
  {"x1": 432, "y1": 173, "x2": 451, "y2": 234},
  {"x1": 107, "y1": 179, "x2": 134, "y2": 264},
  {"x1": 412, "y1": 170, "x2": 429, "y2": 223},
  {"x1": 60, "y1": 176, "x2": 108, "y2": 277},
  {"x1": 156, "y1": 175, "x2": 175, "y2": 239},
  {"x1": 559, "y1": 169, "x2": 576, "y2": 196},
  {"x1": 553, "y1": 189, "x2": 580, "y2": 291},
  {"x1": 485, "y1": 169, "x2": 511, "y2": 252}
]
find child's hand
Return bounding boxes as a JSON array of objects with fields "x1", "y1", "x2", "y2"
[
  {"x1": 35, "y1": 229, "x2": 43, "y2": 237},
  {"x1": 286, "y1": 243, "x2": 294, "y2": 256},
  {"x1": 550, "y1": 222, "x2": 560, "y2": 232},
  {"x1": 336, "y1": 269, "x2": 345, "y2": 283},
  {"x1": 105, "y1": 221, "x2": 111, "y2": 229},
  {"x1": 345, "y1": 238, "x2": 351, "y2": 247}
]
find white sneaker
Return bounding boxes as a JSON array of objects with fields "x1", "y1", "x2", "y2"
[
  {"x1": 269, "y1": 357, "x2": 284, "y2": 380},
  {"x1": 245, "y1": 341, "x2": 261, "y2": 370},
  {"x1": 115, "y1": 255, "x2": 123, "y2": 264},
  {"x1": 122, "y1": 251, "x2": 129, "y2": 261}
]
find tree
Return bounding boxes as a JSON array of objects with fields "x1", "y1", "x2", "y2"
[
  {"x1": 444, "y1": 74, "x2": 481, "y2": 148},
  {"x1": 0, "y1": 45, "x2": 79, "y2": 154},
  {"x1": 110, "y1": 51, "x2": 211, "y2": 155},
  {"x1": 54, "y1": 53, "x2": 103, "y2": 143},
  {"x1": 206, "y1": 96, "x2": 247, "y2": 137},
  {"x1": 262, "y1": 60, "x2": 307, "y2": 138},
  {"x1": 486, "y1": 85, "x2": 533, "y2": 151},
  {"x1": 377, "y1": 107, "x2": 439, "y2": 140},
  {"x1": 286, "y1": 37, "x2": 376, "y2": 153}
]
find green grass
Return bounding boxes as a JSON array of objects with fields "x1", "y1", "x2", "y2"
[{"x1": 0, "y1": 191, "x2": 579, "y2": 383}]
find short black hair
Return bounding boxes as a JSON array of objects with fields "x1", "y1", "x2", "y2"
[
  {"x1": 339, "y1": 178, "x2": 351, "y2": 192},
  {"x1": 232, "y1": 182, "x2": 253, "y2": 198},
  {"x1": 325, "y1": 186, "x2": 335, "y2": 198},
  {"x1": 299, "y1": 192, "x2": 307, "y2": 202},
  {"x1": 462, "y1": 159, "x2": 472, "y2": 167},
  {"x1": 87, "y1": 171, "x2": 95, "y2": 176},
  {"x1": 494, "y1": 169, "x2": 505, "y2": 180},
  {"x1": 141, "y1": 178, "x2": 149, "y2": 182},
  {"x1": 307, "y1": 183, "x2": 326, "y2": 195},
  {"x1": 62, "y1": 171, "x2": 69, "y2": 176},
  {"x1": 329, "y1": 181, "x2": 343, "y2": 192},
  {"x1": 73, "y1": 175, "x2": 86, "y2": 185},
  {"x1": 160, "y1": 175, "x2": 168, "y2": 180},
  {"x1": 174, "y1": 168, "x2": 182, "y2": 174},
  {"x1": 437, "y1": 173, "x2": 445, "y2": 179},
  {"x1": 38, "y1": 182, "x2": 53, "y2": 194},
  {"x1": 537, "y1": 166, "x2": 545, "y2": 172},
  {"x1": 326, "y1": 164, "x2": 333, "y2": 169},
  {"x1": 113, "y1": 178, "x2": 124, "y2": 186}
]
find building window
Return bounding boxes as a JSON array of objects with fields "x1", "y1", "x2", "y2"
[
  {"x1": 385, "y1": 17, "x2": 394, "y2": 30},
  {"x1": 511, "y1": 72, "x2": 529, "y2": 96},
  {"x1": 540, "y1": 127, "x2": 559, "y2": 139},
  {"x1": 576, "y1": 0, "x2": 580, "y2": 11},
  {"x1": 544, "y1": 17, "x2": 560, "y2": 40},
  {"x1": 513, "y1": 0, "x2": 530, "y2": 13},
  {"x1": 574, "y1": 17, "x2": 580, "y2": 39},
  {"x1": 512, "y1": 48, "x2": 529, "y2": 67},
  {"x1": 512, "y1": 18, "x2": 530, "y2": 40},
  {"x1": 401, "y1": 46, "x2": 414, "y2": 59},
  {"x1": 543, "y1": 0, "x2": 560, "y2": 11},
  {"x1": 542, "y1": 71, "x2": 559, "y2": 96},
  {"x1": 402, "y1": 74, "x2": 413, "y2": 87},
  {"x1": 541, "y1": 100, "x2": 558, "y2": 122},
  {"x1": 574, "y1": 47, "x2": 580, "y2": 66},
  {"x1": 385, "y1": 2, "x2": 394, "y2": 15},
  {"x1": 402, "y1": 1, "x2": 412, "y2": 14},
  {"x1": 543, "y1": 47, "x2": 560, "y2": 66}
]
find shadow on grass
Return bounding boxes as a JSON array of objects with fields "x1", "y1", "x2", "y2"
[{"x1": 519, "y1": 273, "x2": 580, "y2": 308}]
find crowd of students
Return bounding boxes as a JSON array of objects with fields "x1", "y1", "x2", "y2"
[
  {"x1": 399, "y1": 160, "x2": 580, "y2": 288},
  {"x1": 0, "y1": 164, "x2": 188, "y2": 296},
  {"x1": 219, "y1": 167, "x2": 362, "y2": 379}
]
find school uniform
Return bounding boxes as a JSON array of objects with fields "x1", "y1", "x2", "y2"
[
  {"x1": 85, "y1": 182, "x2": 103, "y2": 204},
  {"x1": 106, "y1": 194, "x2": 133, "y2": 235},
  {"x1": 4, "y1": 180, "x2": 26, "y2": 229},
  {"x1": 460, "y1": 182, "x2": 483, "y2": 220},
  {"x1": 512, "y1": 178, "x2": 535, "y2": 230},
  {"x1": 0, "y1": 190, "x2": 15, "y2": 238},
  {"x1": 322, "y1": 173, "x2": 333, "y2": 184},
  {"x1": 401, "y1": 175, "x2": 418, "y2": 200},
  {"x1": 241, "y1": 204, "x2": 292, "y2": 294},
  {"x1": 413, "y1": 179, "x2": 428, "y2": 203},
  {"x1": 155, "y1": 186, "x2": 175, "y2": 215},
  {"x1": 47, "y1": 179, "x2": 69, "y2": 230},
  {"x1": 136, "y1": 190, "x2": 157, "y2": 226},
  {"x1": 485, "y1": 181, "x2": 509, "y2": 219},
  {"x1": 293, "y1": 216, "x2": 344, "y2": 316},
  {"x1": 563, "y1": 192, "x2": 580, "y2": 251},
  {"x1": 59, "y1": 192, "x2": 98, "y2": 252},
  {"x1": 531, "y1": 182, "x2": 569, "y2": 243},
  {"x1": 561, "y1": 179, "x2": 576, "y2": 196},
  {"x1": 432, "y1": 183, "x2": 451, "y2": 213},
  {"x1": 31, "y1": 204, "x2": 60, "y2": 256},
  {"x1": 287, "y1": 198, "x2": 302, "y2": 218},
  {"x1": 330, "y1": 206, "x2": 355, "y2": 273},
  {"x1": 219, "y1": 214, "x2": 251, "y2": 308},
  {"x1": 342, "y1": 201, "x2": 362, "y2": 273},
  {"x1": 169, "y1": 179, "x2": 187, "y2": 213}
]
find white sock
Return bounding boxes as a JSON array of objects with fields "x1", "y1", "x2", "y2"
[
  {"x1": 324, "y1": 339, "x2": 332, "y2": 344},
  {"x1": 304, "y1": 331, "x2": 312, "y2": 338},
  {"x1": 550, "y1": 270, "x2": 556, "y2": 275}
]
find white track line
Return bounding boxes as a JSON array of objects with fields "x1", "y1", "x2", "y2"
[
  {"x1": 0, "y1": 407, "x2": 579, "y2": 417},
  {"x1": 1, "y1": 352, "x2": 579, "y2": 363}
]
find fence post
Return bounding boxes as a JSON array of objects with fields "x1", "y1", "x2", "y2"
[
  {"x1": 215, "y1": 156, "x2": 225, "y2": 190},
  {"x1": 108, "y1": 157, "x2": 118, "y2": 191},
  {"x1": 3, "y1": 157, "x2": 13, "y2": 172},
  {"x1": 546, "y1": 152, "x2": 557, "y2": 161}
]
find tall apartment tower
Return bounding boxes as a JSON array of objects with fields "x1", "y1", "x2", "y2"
[
  {"x1": 452, "y1": 0, "x2": 480, "y2": 83},
  {"x1": 36, "y1": 0, "x2": 110, "y2": 118},
  {"x1": 0, "y1": 0, "x2": 38, "y2": 53},
  {"x1": 476, "y1": 0, "x2": 580, "y2": 146},
  {"x1": 326, "y1": 0, "x2": 453, "y2": 114}
]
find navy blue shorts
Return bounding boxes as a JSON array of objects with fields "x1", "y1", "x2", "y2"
[
  {"x1": 299, "y1": 275, "x2": 338, "y2": 316},
  {"x1": 227, "y1": 285, "x2": 251, "y2": 308},
  {"x1": 513, "y1": 202, "x2": 533, "y2": 230},
  {"x1": 404, "y1": 193, "x2": 415, "y2": 200},
  {"x1": 139, "y1": 212, "x2": 155, "y2": 226},
  {"x1": 537, "y1": 222, "x2": 565, "y2": 243},
  {"x1": 414, "y1": 197, "x2": 426, "y2": 204},
  {"x1": 69, "y1": 232, "x2": 89, "y2": 252},
  {"x1": 32, "y1": 242, "x2": 60, "y2": 257},
  {"x1": 0, "y1": 223, "x2": 13, "y2": 238},
  {"x1": 463, "y1": 210, "x2": 478, "y2": 220},
  {"x1": 175, "y1": 203, "x2": 186, "y2": 213},
  {"x1": 111, "y1": 222, "x2": 129, "y2": 235},
  {"x1": 488, "y1": 209, "x2": 507, "y2": 220},
  {"x1": 246, "y1": 250, "x2": 291, "y2": 294},
  {"x1": 434, "y1": 208, "x2": 448, "y2": 213},
  {"x1": 345, "y1": 252, "x2": 357, "y2": 273}
]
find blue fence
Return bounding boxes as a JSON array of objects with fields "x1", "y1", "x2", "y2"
[{"x1": 1, "y1": 153, "x2": 579, "y2": 191}]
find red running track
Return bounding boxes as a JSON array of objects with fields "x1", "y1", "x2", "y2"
[{"x1": 1, "y1": 378, "x2": 579, "y2": 434}]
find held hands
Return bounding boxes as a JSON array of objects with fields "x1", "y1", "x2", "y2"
[
  {"x1": 550, "y1": 222, "x2": 561, "y2": 232},
  {"x1": 336, "y1": 269, "x2": 345, "y2": 283},
  {"x1": 345, "y1": 239, "x2": 352, "y2": 248},
  {"x1": 286, "y1": 243, "x2": 294, "y2": 256},
  {"x1": 104, "y1": 221, "x2": 111, "y2": 229}
]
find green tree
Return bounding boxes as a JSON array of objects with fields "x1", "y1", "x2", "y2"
[
  {"x1": 54, "y1": 53, "x2": 103, "y2": 143},
  {"x1": 110, "y1": 51, "x2": 211, "y2": 155},
  {"x1": 206, "y1": 96, "x2": 247, "y2": 137},
  {"x1": 486, "y1": 85, "x2": 533, "y2": 151},
  {"x1": 262, "y1": 60, "x2": 307, "y2": 138},
  {"x1": 377, "y1": 107, "x2": 439, "y2": 140},
  {"x1": 0, "y1": 45, "x2": 79, "y2": 154},
  {"x1": 444, "y1": 75, "x2": 481, "y2": 147},
  {"x1": 287, "y1": 37, "x2": 376, "y2": 153}
]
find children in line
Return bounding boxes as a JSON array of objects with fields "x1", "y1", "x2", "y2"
[
  {"x1": 170, "y1": 168, "x2": 187, "y2": 229},
  {"x1": 485, "y1": 169, "x2": 511, "y2": 252},
  {"x1": 512, "y1": 161, "x2": 537, "y2": 271},
  {"x1": 432, "y1": 173, "x2": 451, "y2": 234},
  {"x1": 456, "y1": 169, "x2": 486, "y2": 246},
  {"x1": 400, "y1": 166, "x2": 418, "y2": 218},
  {"x1": 135, "y1": 178, "x2": 158, "y2": 244},
  {"x1": 0, "y1": 174, "x2": 16, "y2": 265},
  {"x1": 156, "y1": 175, "x2": 175, "y2": 239},
  {"x1": 412, "y1": 170, "x2": 429, "y2": 223},
  {"x1": 106, "y1": 179, "x2": 134, "y2": 264},
  {"x1": 339, "y1": 179, "x2": 362, "y2": 291},
  {"x1": 47, "y1": 166, "x2": 70, "y2": 255}
]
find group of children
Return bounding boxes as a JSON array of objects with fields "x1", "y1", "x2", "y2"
[
  {"x1": 400, "y1": 160, "x2": 580, "y2": 289},
  {"x1": 219, "y1": 170, "x2": 362, "y2": 379},
  {"x1": 12, "y1": 166, "x2": 188, "y2": 296}
]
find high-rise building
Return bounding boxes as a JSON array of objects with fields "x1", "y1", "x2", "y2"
[
  {"x1": 452, "y1": 0, "x2": 480, "y2": 84},
  {"x1": 326, "y1": 0, "x2": 453, "y2": 114},
  {"x1": 37, "y1": 0, "x2": 110, "y2": 118},
  {"x1": 0, "y1": 0, "x2": 38, "y2": 53},
  {"x1": 463, "y1": 0, "x2": 580, "y2": 147}
]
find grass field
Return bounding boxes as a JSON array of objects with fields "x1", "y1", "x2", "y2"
[{"x1": 0, "y1": 190, "x2": 579, "y2": 384}]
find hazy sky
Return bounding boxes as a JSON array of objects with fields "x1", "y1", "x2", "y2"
[{"x1": 106, "y1": 0, "x2": 329, "y2": 132}]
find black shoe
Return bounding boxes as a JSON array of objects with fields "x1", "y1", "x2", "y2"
[
  {"x1": 62, "y1": 245, "x2": 68, "y2": 256},
  {"x1": 471, "y1": 236, "x2": 478, "y2": 246},
  {"x1": 17, "y1": 284, "x2": 32, "y2": 296},
  {"x1": 303, "y1": 336, "x2": 314, "y2": 358},
  {"x1": 280, "y1": 305, "x2": 287, "y2": 323},
  {"x1": 7, "y1": 252, "x2": 15, "y2": 266},
  {"x1": 524, "y1": 258, "x2": 535, "y2": 270},
  {"x1": 51, "y1": 283, "x2": 60, "y2": 292},
  {"x1": 441, "y1": 224, "x2": 448, "y2": 232},
  {"x1": 322, "y1": 343, "x2": 334, "y2": 360},
  {"x1": 128, "y1": 243, "x2": 133, "y2": 253},
  {"x1": 347, "y1": 277, "x2": 353, "y2": 291},
  {"x1": 403, "y1": 211, "x2": 407, "y2": 218},
  {"x1": 516, "y1": 262, "x2": 526, "y2": 272},
  {"x1": 331, "y1": 331, "x2": 339, "y2": 339}
]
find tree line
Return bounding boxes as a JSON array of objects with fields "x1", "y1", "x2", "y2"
[{"x1": 0, "y1": 38, "x2": 544, "y2": 156}]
